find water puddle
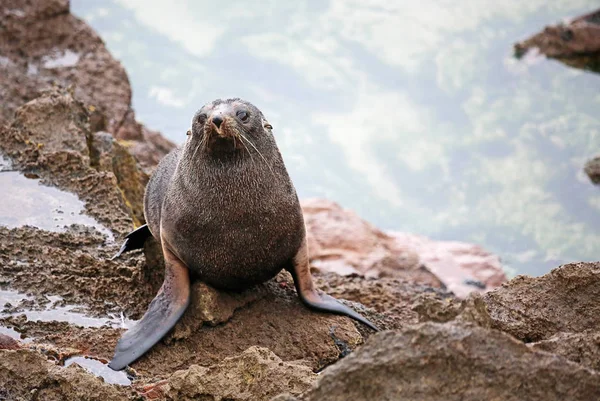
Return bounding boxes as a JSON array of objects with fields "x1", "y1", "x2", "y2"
[
  {"x1": 0, "y1": 288, "x2": 135, "y2": 385},
  {"x1": 0, "y1": 154, "x2": 14, "y2": 171},
  {"x1": 0, "y1": 155, "x2": 113, "y2": 240},
  {"x1": 0, "y1": 289, "x2": 136, "y2": 329},
  {"x1": 0, "y1": 325, "x2": 27, "y2": 342},
  {"x1": 42, "y1": 49, "x2": 80, "y2": 69},
  {"x1": 64, "y1": 356, "x2": 131, "y2": 386}
]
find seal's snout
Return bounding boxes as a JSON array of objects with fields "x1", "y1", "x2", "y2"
[{"x1": 212, "y1": 115, "x2": 223, "y2": 129}]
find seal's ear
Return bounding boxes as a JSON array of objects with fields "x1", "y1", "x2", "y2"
[
  {"x1": 262, "y1": 118, "x2": 273, "y2": 130},
  {"x1": 186, "y1": 130, "x2": 191, "y2": 136}
]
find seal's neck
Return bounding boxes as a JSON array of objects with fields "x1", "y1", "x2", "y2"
[{"x1": 179, "y1": 134, "x2": 283, "y2": 180}]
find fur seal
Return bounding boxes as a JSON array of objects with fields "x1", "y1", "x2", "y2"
[{"x1": 108, "y1": 98, "x2": 378, "y2": 371}]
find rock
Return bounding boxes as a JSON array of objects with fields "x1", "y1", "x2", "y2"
[
  {"x1": 299, "y1": 322, "x2": 600, "y2": 401},
  {"x1": 127, "y1": 272, "x2": 363, "y2": 377},
  {"x1": 301, "y1": 199, "x2": 423, "y2": 280},
  {"x1": 0, "y1": 88, "x2": 136, "y2": 235},
  {"x1": 10, "y1": 87, "x2": 90, "y2": 156},
  {"x1": 91, "y1": 131, "x2": 147, "y2": 226},
  {"x1": 483, "y1": 262, "x2": 600, "y2": 342},
  {"x1": 123, "y1": 121, "x2": 179, "y2": 173},
  {"x1": 163, "y1": 346, "x2": 316, "y2": 401},
  {"x1": 0, "y1": 0, "x2": 174, "y2": 171},
  {"x1": 0, "y1": 89, "x2": 158, "y2": 318},
  {"x1": 390, "y1": 232, "x2": 506, "y2": 297},
  {"x1": 0, "y1": 348, "x2": 135, "y2": 401},
  {"x1": 0, "y1": 225, "x2": 155, "y2": 319},
  {"x1": 529, "y1": 330, "x2": 600, "y2": 371},
  {"x1": 314, "y1": 273, "x2": 454, "y2": 332},
  {"x1": 412, "y1": 291, "x2": 492, "y2": 328},
  {"x1": 301, "y1": 198, "x2": 506, "y2": 296},
  {"x1": 584, "y1": 156, "x2": 600, "y2": 184},
  {"x1": 0, "y1": 333, "x2": 20, "y2": 350},
  {"x1": 168, "y1": 281, "x2": 265, "y2": 340},
  {"x1": 514, "y1": 8, "x2": 600, "y2": 73}
]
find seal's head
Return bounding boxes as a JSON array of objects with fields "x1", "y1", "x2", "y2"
[{"x1": 189, "y1": 98, "x2": 273, "y2": 153}]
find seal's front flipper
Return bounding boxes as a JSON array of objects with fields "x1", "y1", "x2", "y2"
[
  {"x1": 111, "y1": 224, "x2": 152, "y2": 260},
  {"x1": 108, "y1": 247, "x2": 190, "y2": 371},
  {"x1": 289, "y1": 237, "x2": 379, "y2": 332}
]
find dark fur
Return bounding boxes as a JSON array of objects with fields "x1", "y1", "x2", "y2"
[{"x1": 144, "y1": 98, "x2": 304, "y2": 290}]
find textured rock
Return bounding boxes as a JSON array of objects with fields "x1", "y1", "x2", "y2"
[
  {"x1": 91, "y1": 131, "x2": 147, "y2": 225},
  {"x1": 529, "y1": 330, "x2": 600, "y2": 371},
  {"x1": 585, "y1": 155, "x2": 600, "y2": 185},
  {"x1": 314, "y1": 272, "x2": 454, "y2": 332},
  {"x1": 168, "y1": 281, "x2": 265, "y2": 340},
  {"x1": 0, "y1": 0, "x2": 174, "y2": 170},
  {"x1": 162, "y1": 347, "x2": 316, "y2": 401},
  {"x1": 299, "y1": 322, "x2": 600, "y2": 401},
  {"x1": 0, "y1": 349, "x2": 135, "y2": 401},
  {"x1": 0, "y1": 88, "x2": 136, "y2": 236},
  {"x1": 483, "y1": 262, "x2": 600, "y2": 342},
  {"x1": 412, "y1": 291, "x2": 492, "y2": 328},
  {"x1": 302, "y1": 198, "x2": 506, "y2": 296}
]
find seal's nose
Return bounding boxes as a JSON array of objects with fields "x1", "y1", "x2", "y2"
[{"x1": 212, "y1": 115, "x2": 223, "y2": 129}]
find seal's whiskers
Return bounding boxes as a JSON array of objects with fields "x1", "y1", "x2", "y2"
[{"x1": 239, "y1": 132, "x2": 274, "y2": 176}]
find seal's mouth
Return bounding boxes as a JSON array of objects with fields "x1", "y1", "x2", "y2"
[{"x1": 203, "y1": 114, "x2": 245, "y2": 151}]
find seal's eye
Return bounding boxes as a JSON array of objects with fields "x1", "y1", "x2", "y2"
[
  {"x1": 197, "y1": 113, "x2": 208, "y2": 124},
  {"x1": 236, "y1": 110, "x2": 249, "y2": 122}
]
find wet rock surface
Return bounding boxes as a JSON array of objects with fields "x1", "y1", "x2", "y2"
[{"x1": 0, "y1": 348, "x2": 136, "y2": 401}]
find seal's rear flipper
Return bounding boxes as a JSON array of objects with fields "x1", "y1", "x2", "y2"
[
  {"x1": 111, "y1": 224, "x2": 152, "y2": 260},
  {"x1": 108, "y1": 247, "x2": 190, "y2": 371},
  {"x1": 289, "y1": 237, "x2": 379, "y2": 332}
]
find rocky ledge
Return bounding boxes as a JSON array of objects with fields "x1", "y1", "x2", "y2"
[
  {"x1": 514, "y1": 8, "x2": 600, "y2": 73},
  {"x1": 1, "y1": 1, "x2": 599, "y2": 401}
]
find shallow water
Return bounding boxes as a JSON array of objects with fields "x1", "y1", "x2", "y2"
[
  {"x1": 0, "y1": 325, "x2": 27, "y2": 342},
  {"x1": 0, "y1": 289, "x2": 136, "y2": 329},
  {"x1": 64, "y1": 356, "x2": 132, "y2": 386},
  {"x1": 72, "y1": 0, "x2": 600, "y2": 276},
  {"x1": 0, "y1": 161, "x2": 113, "y2": 240}
]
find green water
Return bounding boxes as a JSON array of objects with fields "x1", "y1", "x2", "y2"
[{"x1": 72, "y1": 0, "x2": 600, "y2": 276}]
